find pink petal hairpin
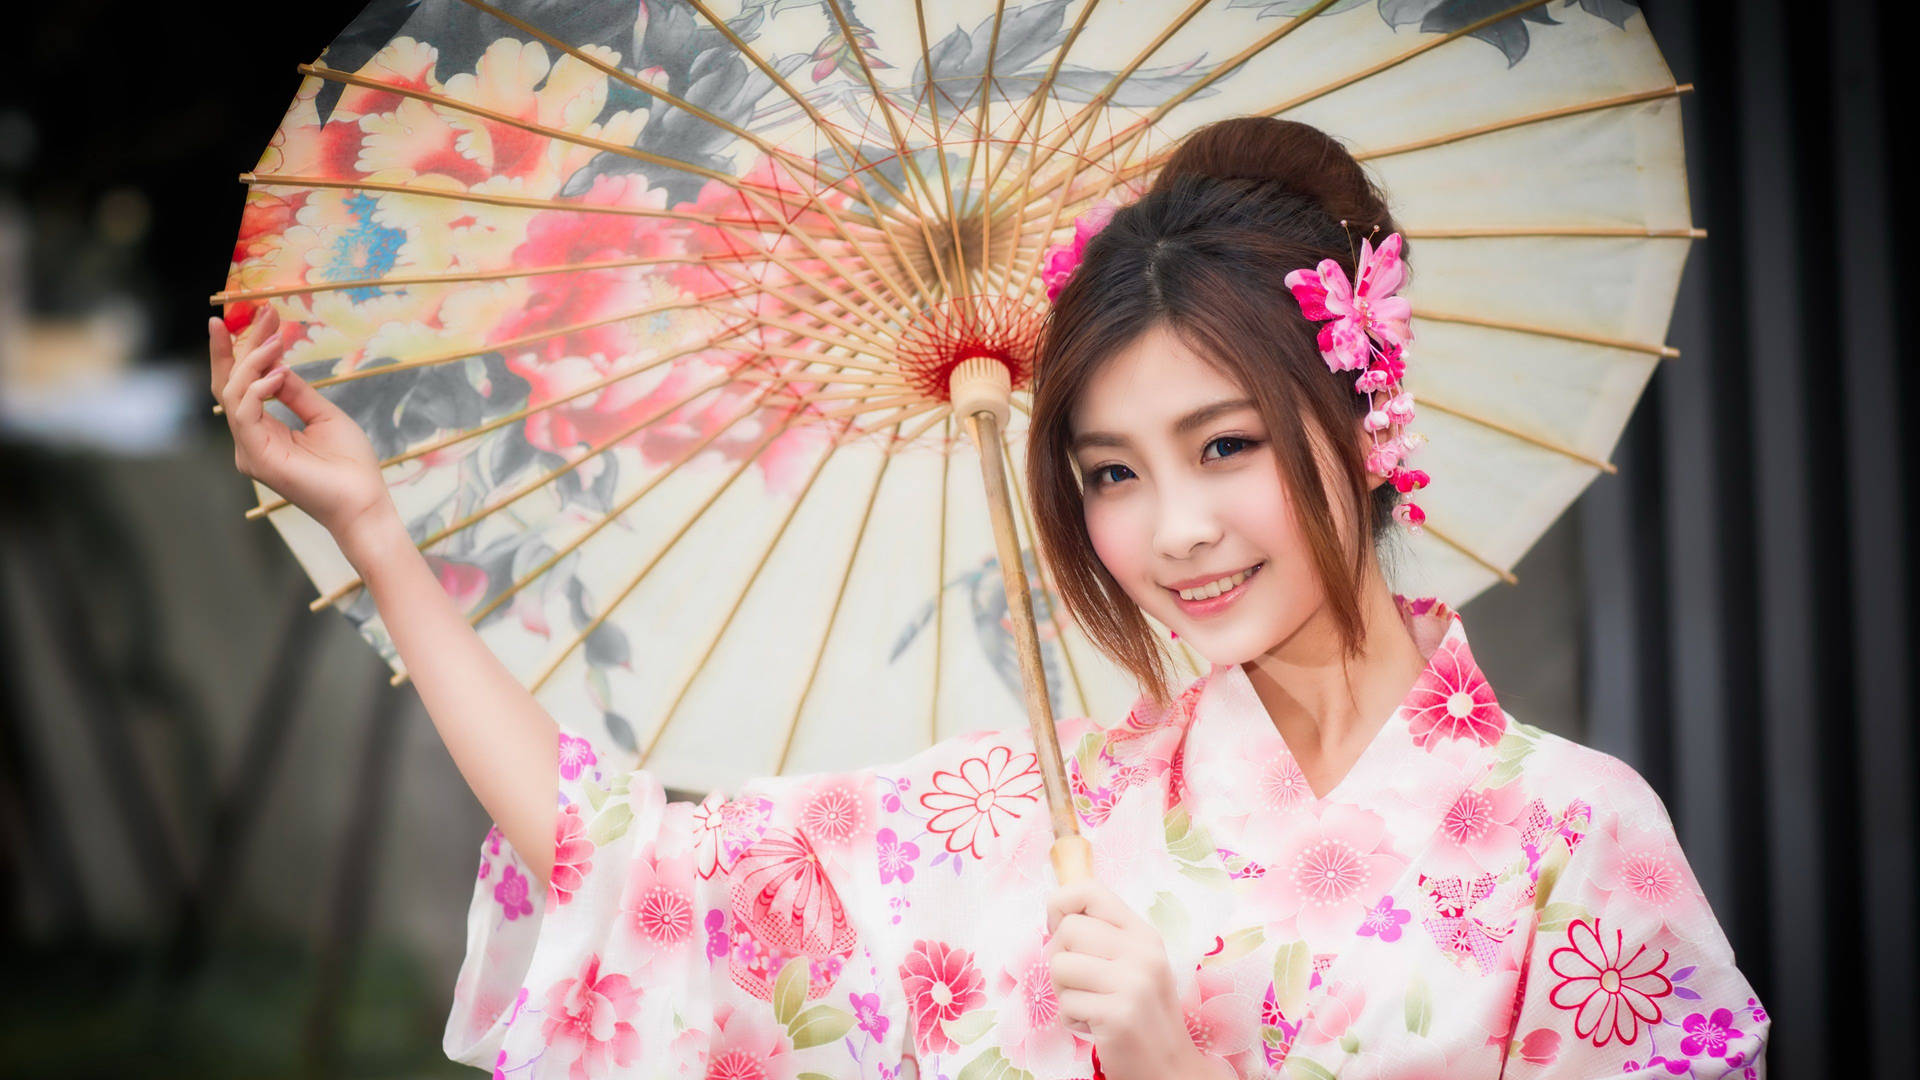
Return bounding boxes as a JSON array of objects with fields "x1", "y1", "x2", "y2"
[
  {"x1": 1283, "y1": 230, "x2": 1430, "y2": 531},
  {"x1": 1040, "y1": 201, "x2": 1117, "y2": 302}
]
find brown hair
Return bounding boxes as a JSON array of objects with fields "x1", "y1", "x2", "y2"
[{"x1": 1024, "y1": 116, "x2": 1406, "y2": 707}]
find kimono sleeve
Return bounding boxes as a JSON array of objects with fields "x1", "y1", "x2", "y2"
[
  {"x1": 1503, "y1": 754, "x2": 1770, "y2": 1078},
  {"x1": 442, "y1": 725, "x2": 919, "y2": 1078}
]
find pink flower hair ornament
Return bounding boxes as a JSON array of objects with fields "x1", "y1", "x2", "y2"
[
  {"x1": 1040, "y1": 208, "x2": 1430, "y2": 531},
  {"x1": 1039, "y1": 201, "x2": 1117, "y2": 302},
  {"x1": 1284, "y1": 229, "x2": 1429, "y2": 531}
]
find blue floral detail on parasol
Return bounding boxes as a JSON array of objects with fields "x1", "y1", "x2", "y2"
[{"x1": 322, "y1": 193, "x2": 405, "y2": 302}]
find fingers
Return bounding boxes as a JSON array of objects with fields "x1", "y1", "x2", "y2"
[
  {"x1": 1055, "y1": 989, "x2": 1101, "y2": 1035},
  {"x1": 239, "y1": 303, "x2": 280, "y2": 351},
  {"x1": 1046, "y1": 911, "x2": 1127, "y2": 961},
  {"x1": 268, "y1": 364, "x2": 338, "y2": 428},
  {"x1": 1046, "y1": 879, "x2": 1141, "y2": 936},
  {"x1": 1047, "y1": 950, "x2": 1119, "y2": 995},
  {"x1": 221, "y1": 306, "x2": 284, "y2": 409},
  {"x1": 234, "y1": 367, "x2": 289, "y2": 433},
  {"x1": 208, "y1": 317, "x2": 235, "y2": 397}
]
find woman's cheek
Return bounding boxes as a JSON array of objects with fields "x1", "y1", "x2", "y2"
[{"x1": 1084, "y1": 502, "x2": 1150, "y2": 605}]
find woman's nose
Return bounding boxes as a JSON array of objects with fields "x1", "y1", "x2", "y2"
[{"x1": 1151, "y1": 486, "x2": 1224, "y2": 561}]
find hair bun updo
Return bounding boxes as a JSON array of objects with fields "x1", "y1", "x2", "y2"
[{"x1": 1148, "y1": 115, "x2": 1397, "y2": 240}]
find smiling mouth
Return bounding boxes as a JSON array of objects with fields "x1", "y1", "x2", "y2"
[{"x1": 1168, "y1": 561, "x2": 1265, "y2": 601}]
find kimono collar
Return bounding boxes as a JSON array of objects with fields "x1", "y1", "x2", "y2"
[{"x1": 1179, "y1": 594, "x2": 1507, "y2": 815}]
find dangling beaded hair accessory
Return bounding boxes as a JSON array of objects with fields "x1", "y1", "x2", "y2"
[
  {"x1": 1041, "y1": 209, "x2": 1430, "y2": 530},
  {"x1": 1283, "y1": 226, "x2": 1430, "y2": 530}
]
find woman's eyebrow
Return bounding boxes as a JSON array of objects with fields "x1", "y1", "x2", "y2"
[{"x1": 1070, "y1": 397, "x2": 1257, "y2": 452}]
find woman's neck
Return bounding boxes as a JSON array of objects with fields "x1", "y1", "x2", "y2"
[{"x1": 1239, "y1": 562, "x2": 1427, "y2": 798}]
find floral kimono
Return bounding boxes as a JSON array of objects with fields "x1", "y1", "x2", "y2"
[{"x1": 447, "y1": 596, "x2": 1768, "y2": 1079}]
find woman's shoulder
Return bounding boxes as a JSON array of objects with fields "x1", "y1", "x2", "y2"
[
  {"x1": 1498, "y1": 714, "x2": 1679, "y2": 836},
  {"x1": 935, "y1": 664, "x2": 1216, "y2": 755}
]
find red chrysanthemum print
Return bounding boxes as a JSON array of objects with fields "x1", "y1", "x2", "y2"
[
  {"x1": 899, "y1": 939, "x2": 986, "y2": 1055},
  {"x1": 1404, "y1": 635, "x2": 1505, "y2": 748},
  {"x1": 549, "y1": 804, "x2": 595, "y2": 908},
  {"x1": 1548, "y1": 917, "x2": 1673, "y2": 1047},
  {"x1": 920, "y1": 744, "x2": 1044, "y2": 858}
]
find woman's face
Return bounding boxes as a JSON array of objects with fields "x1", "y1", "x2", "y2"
[{"x1": 1068, "y1": 322, "x2": 1352, "y2": 665}]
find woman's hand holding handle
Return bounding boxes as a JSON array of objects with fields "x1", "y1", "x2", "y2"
[
  {"x1": 209, "y1": 309, "x2": 561, "y2": 885},
  {"x1": 1045, "y1": 877, "x2": 1238, "y2": 1080}
]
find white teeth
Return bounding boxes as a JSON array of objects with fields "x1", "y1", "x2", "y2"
[{"x1": 1178, "y1": 563, "x2": 1262, "y2": 601}]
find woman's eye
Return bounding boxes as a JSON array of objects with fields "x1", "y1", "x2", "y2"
[
  {"x1": 1091, "y1": 464, "x2": 1134, "y2": 487},
  {"x1": 1203, "y1": 435, "x2": 1258, "y2": 462}
]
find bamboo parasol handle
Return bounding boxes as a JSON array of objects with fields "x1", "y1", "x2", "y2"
[{"x1": 957, "y1": 363, "x2": 1090, "y2": 885}]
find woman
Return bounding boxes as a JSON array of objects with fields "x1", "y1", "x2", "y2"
[{"x1": 209, "y1": 116, "x2": 1767, "y2": 1078}]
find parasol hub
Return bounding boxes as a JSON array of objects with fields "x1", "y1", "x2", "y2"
[
  {"x1": 948, "y1": 354, "x2": 1013, "y2": 432},
  {"x1": 900, "y1": 295, "x2": 1042, "y2": 433}
]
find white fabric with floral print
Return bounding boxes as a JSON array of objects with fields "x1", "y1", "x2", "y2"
[{"x1": 448, "y1": 597, "x2": 1768, "y2": 1079}]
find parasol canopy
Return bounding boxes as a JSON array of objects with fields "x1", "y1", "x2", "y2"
[{"x1": 218, "y1": 0, "x2": 1694, "y2": 798}]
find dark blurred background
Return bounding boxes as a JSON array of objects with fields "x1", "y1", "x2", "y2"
[{"x1": 0, "y1": 0, "x2": 1910, "y2": 1076}]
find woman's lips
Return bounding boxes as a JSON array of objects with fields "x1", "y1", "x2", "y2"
[{"x1": 1169, "y1": 561, "x2": 1264, "y2": 618}]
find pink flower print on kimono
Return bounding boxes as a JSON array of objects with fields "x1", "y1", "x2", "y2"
[
  {"x1": 1213, "y1": 742, "x2": 1315, "y2": 841},
  {"x1": 1405, "y1": 633, "x2": 1505, "y2": 750},
  {"x1": 1181, "y1": 965, "x2": 1260, "y2": 1062},
  {"x1": 549, "y1": 804, "x2": 594, "y2": 907},
  {"x1": 1354, "y1": 894, "x2": 1412, "y2": 942},
  {"x1": 874, "y1": 827, "x2": 920, "y2": 886},
  {"x1": 1427, "y1": 781, "x2": 1533, "y2": 877},
  {"x1": 620, "y1": 842, "x2": 698, "y2": 954},
  {"x1": 1679, "y1": 1006, "x2": 1749, "y2": 1062},
  {"x1": 1501, "y1": 743, "x2": 1768, "y2": 1073},
  {"x1": 1585, "y1": 816, "x2": 1715, "y2": 944},
  {"x1": 494, "y1": 864, "x2": 535, "y2": 921},
  {"x1": 557, "y1": 732, "x2": 597, "y2": 780},
  {"x1": 538, "y1": 954, "x2": 643, "y2": 1080},
  {"x1": 704, "y1": 1002, "x2": 799, "y2": 1080},
  {"x1": 1512, "y1": 1026, "x2": 1564, "y2": 1067},
  {"x1": 992, "y1": 930, "x2": 1079, "y2": 1074},
  {"x1": 796, "y1": 776, "x2": 877, "y2": 853},
  {"x1": 690, "y1": 792, "x2": 774, "y2": 879},
  {"x1": 727, "y1": 828, "x2": 858, "y2": 1000},
  {"x1": 1300, "y1": 978, "x2": 1368, "y2": 1047},
  {"x1": 1416, "y1": 872, "x2": 1518, "y2": 976},
  {"x1": 899, "y1": 938, "x2": 987, "y2": 1056},
  {"x1": 1260, "y1": 802, "x2": 1407, "y2": 943}
]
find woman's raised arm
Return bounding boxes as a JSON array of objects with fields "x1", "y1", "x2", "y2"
[{"x1": 210, "y1": 308, "x2": 560, "y2": 886}]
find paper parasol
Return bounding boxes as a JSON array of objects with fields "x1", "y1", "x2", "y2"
[{"x1": 218, "y1": 0, "x2": 1694, "y2": 834}]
